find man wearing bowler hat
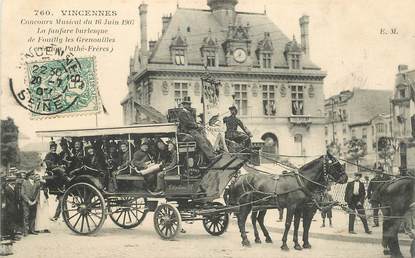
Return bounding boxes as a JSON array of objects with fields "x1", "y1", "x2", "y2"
[
  {"x1": 367, "y1": 168, "x2": 391, "y2": 227},
  {"x1": 345, "y1": 172, "x2": 372, "y2": 234},
  {"x1": 223, "y1": 105, "x2": 252, "y2": 150},
  {"x1": 177, "y1": 96, "x2": 220, "y2": 164}
]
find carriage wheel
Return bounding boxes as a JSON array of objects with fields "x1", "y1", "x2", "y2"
[
  {"x1": 153, "y1": 203, "x2": 182, "y2": 240},
  {"x1": 202, "y1": 202, "x2": 229, "y2": 236},
  {"x1": 109, "y1": 197, "x2": 148, "y2": 229},
  {"x1": 62, "y1": 183, "x2": 106, "y2": 235}
]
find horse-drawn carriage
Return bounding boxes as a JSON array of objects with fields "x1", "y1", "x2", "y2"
[{"x1": 37, "y1": 123, "x2": 248, "y2": 239}]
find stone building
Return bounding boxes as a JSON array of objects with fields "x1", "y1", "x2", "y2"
[
  {"x1": 324, "y1": 88, "x2": 393, "y2": 168},
  {"x1": 391, "y1": 65, "x2": 415, "y2": 174},
  {"x1": 122, "y1": 0, "x2": 327, "y2": 165}
]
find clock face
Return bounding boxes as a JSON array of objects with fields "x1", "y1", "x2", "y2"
[{"x1": 233, "y1": 48, "x2": 247, "y2": 63}]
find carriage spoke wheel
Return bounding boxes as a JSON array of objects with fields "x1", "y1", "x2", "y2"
[
  {"x1": 109, "y1": 197, "x2": 148, "y2": 229},
  {"x1": 62, "y1": 183, "x2": 106, "y2": 235},
  {"x1": 153, "y1": 203, "x2": 182, "y2": 240},
  {"x1": 203, "y1": 202, "x2": 229, "y2": 236}
]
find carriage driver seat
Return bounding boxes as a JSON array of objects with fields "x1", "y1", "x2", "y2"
[{"x1": 177, "y1": 132, "x2": 195, "y2": 142}]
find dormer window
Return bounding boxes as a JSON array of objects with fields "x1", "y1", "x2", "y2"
[
  {"x1": 262, "y1": 53, "x2": 272, "y2": 68},
  {"x1": 206, "y1": 51, "x2": 216, "y2": 67},
  {"x1": 200, "y1": 28, "x2": 218, "y2": 68},
  {"x1": 291, "y1": 54, "x2": 300, "y2": 69},
  {"x1": 284, "y1": 35, "x2": 302, "y2": 70},
  {"x1": 256, "y1": 32, "x2": 273, "y2": 69},
  {"x1": 170, "y1": 28, "x2": 188, "y2": 66},
  {"x1": 174, "y1": 49, "x2": 185, "y2": 65}
]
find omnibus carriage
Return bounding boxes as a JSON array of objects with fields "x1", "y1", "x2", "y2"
[{"x1": 37, "y1": 123, "x2": 247, "y2": 240}]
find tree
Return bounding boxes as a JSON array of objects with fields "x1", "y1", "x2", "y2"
[
  {"x1": 19, "y1": 151, "x2": 42, "y2": 171},
  {"x1": 346, "y1": 137, "x2": 367, "y2": 168},
  {"x1": 377, "y1": 137, "x2": 396, "y2": 172},
  {"x1": 1, "y1": 117, "x2": 20, "y2": 174}
]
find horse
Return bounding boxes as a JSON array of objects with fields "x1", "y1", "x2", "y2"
[
  {"x1": 378, "y1": 176, "x2": 415, "y2": 258},
  {"x1": 226, "y1": 153, "x2": 347, "y2": 249}
]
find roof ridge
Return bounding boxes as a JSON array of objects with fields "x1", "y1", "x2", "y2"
[{"x1": 177, "y1": 7, "x2": 211, "y2": 12}]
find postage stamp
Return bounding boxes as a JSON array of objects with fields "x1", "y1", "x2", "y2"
[{"x1": 11, "y1": 52, "x2": 99, "y2": 118}]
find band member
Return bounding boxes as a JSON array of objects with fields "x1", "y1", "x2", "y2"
[
  {"x1": 58, "y1": 138, "x2": 73, "y2": 170},
  {"x1": 44, "y1": 141, "x2": 69, "y2": 184},
  {"x1": 118, "y1": 141, "x2": 130, "y2": 169},
  {"x1": 83, "y1": 145, "x2": 105, "y2": 171},
  {"x1": 21, "y1": 170, "x2": 41, "y2": 236},
  {"x1": 367, "y1": 169, "x2": 391, "y2": 227},
  {"x1": 104, "y1": 141, "x2": 120, "y2": 171},
  {"x1": 345, "y1": 172, "x2": 372, "y2": 234},
  {"x1": 223, "y1": 105, "x2": 252, "y2": 150},
  {"x1": 177, "y1": 96, "x2": 219, "y2": 164},
  {"x1": 131, "y1": 141, "x2": 152, "y2": 170},
  {"x1": 154, "y1": 139, "x2": 169, "y2": 164},
  {"x1": 155, "y1": 140, "x2": 178, "y2": 193},
  {"x1": 71, "y1": 140, "x2": 84, "y2": 170}
]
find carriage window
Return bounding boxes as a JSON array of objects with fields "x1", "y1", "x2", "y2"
[
  {"x1": 174, "y1": 82, "x2": 188, "y2": 106},
  {"x1": 262, "y1": 85, "x2": 276, "y2": 116},
  {"x1": 233, "y1": 84, "x2": 248, "y2": 115},
  {"x1": 291, "y1": 85, "x2": 304, "y2": 115}
]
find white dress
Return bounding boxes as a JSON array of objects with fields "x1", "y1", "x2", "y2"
[{"x1": 35, "y1": 189, "x2": 50, "y2": 231}]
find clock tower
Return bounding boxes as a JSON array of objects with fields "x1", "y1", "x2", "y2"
[{"x1": 222, "y1": 22, "x2": 253, "y2": 66}]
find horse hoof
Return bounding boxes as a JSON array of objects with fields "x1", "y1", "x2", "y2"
[
  {"x1": 255, "y1": 239, "x2": 262, "y2": 244},
  {"x1": 242, "y1": 240, "x2": 251, "y2": 247},
  {"x1": 303, "y1": 243, "x2": 312, "y2": 249},
  {"x1": 294, "y1": 244, "x2": 303, "y2": 251},
  {"x1": 265, "y1": 238, "x2": 273, "y2": 244},
  {"x1": 383, "y1": 249, "x2": 391, "y2": 255},
  {"x1": 281, "y1": 244, "x2": 289, "y2": 251}
]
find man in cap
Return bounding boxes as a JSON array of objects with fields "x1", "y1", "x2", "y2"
[
  {"x1": 44, "y1": 141, "x2": 69, "y2": 184},
  {"x1": 131, "y1": 140, "x2": 153, "y2": 171},
  {"x1": 21, "y1": 170, "x2": 41, "y2": 236},
  {"x1": 367, "y1": 169, "x2": 391, "y2": 227},
  {"x1": 177, "y1": 96, "x2": 219, "y2": 164},
  {"x1": 344, "y1": 172, "x2": 371, "y2": 234},
  {"x1": 223, "y1": 105, "x2": 252, "y2": 151},
  {"x1": 3, "y1": 176, "x2": 20, "y2": 241}
]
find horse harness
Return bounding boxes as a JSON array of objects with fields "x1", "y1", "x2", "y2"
[{"x1": 236, "y1": 155, "x2": 333, "y2": 210}]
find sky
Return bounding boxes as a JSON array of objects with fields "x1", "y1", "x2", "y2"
[{"x1": 1, "y1": 0, "x2": 415, "y2": 145}]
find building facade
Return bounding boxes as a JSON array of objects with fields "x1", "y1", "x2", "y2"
[
  {"x1": 122, "y1": 0, "x2": 327, "y2": 165},
  {"x1": 391, "y1": 65, "x2": 415, "y2": 174},
  {"x1": 324, "y1": 88, "x2": 393, "y2": 169}
]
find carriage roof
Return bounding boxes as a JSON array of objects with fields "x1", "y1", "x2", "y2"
[{"x1": 36, "y1": 123, "x2": 178, "y2": 138}]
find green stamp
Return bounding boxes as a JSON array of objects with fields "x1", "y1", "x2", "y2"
[{"x1": 23, "y1": 56, "x2": 98, "y2": 117}]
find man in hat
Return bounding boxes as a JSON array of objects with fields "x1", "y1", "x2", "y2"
[
  {"x1": 58, "y1": 138, "x2": 73, "y2": 170},
  {"x1": 344, "y1": 172, "x2": 371, "y2": 234},
  {"x1": 3, "y1": 176, "x2": 20, "y2": 240},
  {"x1": 177, "y1": 96, "x2": 219, "y2": 164},
  {"x1": 21, "y1": 170, "x2": 41, "y2": 236},
  {"x1": 44, "y1": 141, "x2": 69, "y2": 184},
  {"x1": 367, "y1": 169, "x2": 391, "y2": 227},
  {"x1": 223, "y1": 105, "x2": 252, "y2": 151},
  {"x1": 131, "y1": 140, "x2": 153, "y2": 171},
  {"x1": 83, "y1": 144, "x2": 105, "y2": 171}
]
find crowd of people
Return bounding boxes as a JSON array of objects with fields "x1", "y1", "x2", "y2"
[
  {"x1": 43, "y1": 136, "x2": 178, "y2": 196},
  {"x1": 1, "y1": 168, "x2": 50, "y2": 242}
]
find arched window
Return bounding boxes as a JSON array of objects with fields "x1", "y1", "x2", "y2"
[{"x1": 261, "y1": 133, "x2": 278, "y2": 158}]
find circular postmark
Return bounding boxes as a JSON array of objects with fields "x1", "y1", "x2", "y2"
[{"x1": 11, "y1": 44, "x2": 98, "y2": 117}]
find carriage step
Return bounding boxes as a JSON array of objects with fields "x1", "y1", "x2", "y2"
[{"x1": 116, "y1": 175, "x2": 145, "y2": 181}]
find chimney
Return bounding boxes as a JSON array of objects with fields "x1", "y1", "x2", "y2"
[
  {"x1": 149, "y1": 40, "x2": 157, "y2": 52},
  {"x1": 207, "y1": 0, "x2": 238, "y2": 26},
  {"x1": 398, "y1": 64, "x2": 408, "y2": 73},
  {"x1": 299, "y1": 15, "x2": 310, "y2": 57},
  {"x1": 139, "y1": 3, "x2": 148, "y2": 54},
  {"x1": 162, "y1": 14, "x2": 172, "y2": 34}
]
